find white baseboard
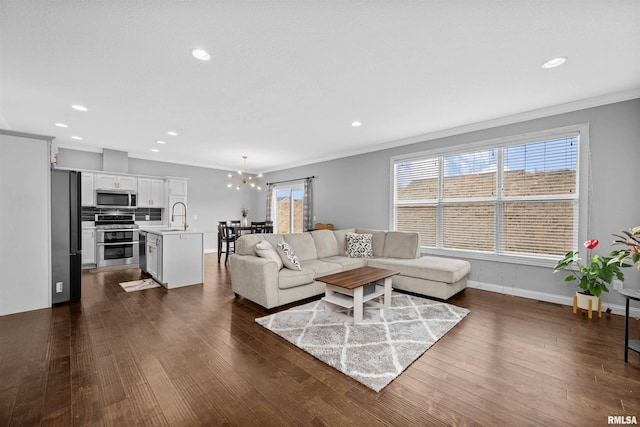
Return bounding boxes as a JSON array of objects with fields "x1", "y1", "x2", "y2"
[
  {"x1": 467, "y1": 280, "x2": 640, "y2": 318},
  {"x1": 204, "y1": 249, "x2": 217, "y2": 254}
]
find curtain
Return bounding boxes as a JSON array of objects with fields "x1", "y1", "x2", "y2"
[
  {"x1": 303, "y1": 178, "x2": 313, "y2": 231},
  {"x1": 265, "y1": 184, "x2": 274, "y2": 222}
]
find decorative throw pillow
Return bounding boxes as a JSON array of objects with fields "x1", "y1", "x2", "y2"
[
  {"x1": 346, "y1": 233, "x2": 373, "y2": 258},
  {"x1": 276, "y1": 240, "x2": 301, "y2": 270},
  {"x1": 255, "y1": 240, "x2": 283, "y2": 270}
]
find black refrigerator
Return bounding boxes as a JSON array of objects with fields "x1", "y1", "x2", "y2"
[{"x1": 51, "y1": 169, "x2": 82, "y2": 303}]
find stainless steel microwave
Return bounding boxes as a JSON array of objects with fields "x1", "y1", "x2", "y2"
[{"x1": 95, "y1": 190, "x2": 137, "y2": 208}]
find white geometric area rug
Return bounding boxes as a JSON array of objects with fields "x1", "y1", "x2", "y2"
[
  {"x1": 119, "y1": 278, "x2": 161, "y2": 292},
  {"x1": 255, "y1": 292, "x2": 469, "y2": 392}
]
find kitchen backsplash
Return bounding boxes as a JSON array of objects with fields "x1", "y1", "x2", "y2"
[{"x1": 81, "y1": 207, "x2": 162, "y2": 222}]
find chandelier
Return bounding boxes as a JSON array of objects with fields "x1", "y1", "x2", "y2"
[{"x1": 227, "y1": 156, "x2": 262, "y2": 190}]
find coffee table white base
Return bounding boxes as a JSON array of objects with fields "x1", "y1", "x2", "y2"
[{"x1": 322, "y1": 277, "x2": 393, "y2": 324}]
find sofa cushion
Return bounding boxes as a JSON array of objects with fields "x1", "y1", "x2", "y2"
[
  {"x1": 333, "y1": 228, "x2": 356, "y2": 256},
  {"x1": 235, "y1": 234, "x2": 265, "y2": 255},
  {"x1": 346, "y1": 232, "x2": 373, "y2": 258},
  {"x1": 283, "y1": 233, "x2": 318, "y2": 261},
  {"x1": 278, "y1": 267, "x2": 315, "y2": 289},
  {"x1": 264, "y1": 234, "x2": 286, "y2": 251},
  {"x1": 355, "y1": 228, "x2": 387, "y2": 256},
  {"x1": 322, "y1": 256, "x2": 367, "y2": 270},
  {"x1": 382, "y1": 231, "x2": 420, "y2": 259},
  {"x1": 366, "y1": 256, "x2": 471, "y2": 284},
  {"x1": 276, "y1": 240, "x2": 301, "y2": 270},
  {"x1": 300, "y1": 259, "x2": 343, "y2": 276},
  {"x1": 311, "y1": 229, "x2": 340, "y2": 258},
  {"x1": 255, "y1": 240, "x2": 283, "y2": 270}
]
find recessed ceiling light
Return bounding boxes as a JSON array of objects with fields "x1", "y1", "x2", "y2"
[
  {"x1": 541, "y1": 57, "x2": 567, "y2": 69},
  {"x1": 151, "y1": 148, "x2": 159, "y2": 153},
  {"x1": 72, "y1": 104, "x2": 88, "y2": 111},
  {"x1": 167, "y1": 131, "x2": 178, "y2": 136},
  {"x1": 351, "y1": 121, "x2": 362, "y2": 127},
  {"x1": 191, "y1": 48, "x2": 211, "y2": 61},
  {"x1": 156, "y1": 140, "x2": 166, "y2": 144},
  {"x1": 71, "y1": 136, "x2": 82, "y2": 140},
  {"x1": 54, "y1": 123, "x2": 68, "y2": 128}
]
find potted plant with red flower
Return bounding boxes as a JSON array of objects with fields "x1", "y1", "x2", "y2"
[{"x1": 554, "y1": 239, "x2": 627, "y2": 318}]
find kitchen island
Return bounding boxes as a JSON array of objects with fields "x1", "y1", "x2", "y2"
[{"x1": 141, "y1": 228, "x2": 204, "y2": 289}]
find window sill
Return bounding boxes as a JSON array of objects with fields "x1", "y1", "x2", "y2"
[{"x1": 420, "y1": 247, "x2": 559, "y2": 269}]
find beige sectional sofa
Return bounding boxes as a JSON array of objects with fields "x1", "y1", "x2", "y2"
[{"x1": 229, "y1": 228, "x2": 471, "y2": 310}]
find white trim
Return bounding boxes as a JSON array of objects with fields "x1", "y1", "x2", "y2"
[
  {"x1": 54, "y1": 92, "x2": 640, "y2": 173},
  {"x1": 390, "y1": 123, "x2": 586, "y2": 163},
  {"x1": 377, "y1": 91, "x2": 639, "y2": 163},
  {"x1": 271, "y1": 183, "x2": 305, "y2": 234},
  {"x1": 422, "y1": 248, "x2": 559, "y2": 268},
  {"x1": 267, "y1": 91, "x2": 640, "y2": 172},
  {"x1": 467, "y1": 280, "x2": 640, "y2": 318},
  {"x1": 392, "y1": 124, "x2": 587, "y2": 260}
]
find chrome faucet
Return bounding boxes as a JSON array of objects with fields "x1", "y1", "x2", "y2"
[{"x1": 171, "y1": 201, "x2": 188, "y2": 231}]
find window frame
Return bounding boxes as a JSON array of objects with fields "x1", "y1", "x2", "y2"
[
  {"x1": 271, "y1": 182, "x2": 305, "y2": 234},
  {"x1": 389, "y1": 123, "x2": 590, "y2": 268}
]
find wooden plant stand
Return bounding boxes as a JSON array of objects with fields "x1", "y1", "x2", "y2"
[{"x1": 573, "y1": 293, "x2": 602, "y2": 319}]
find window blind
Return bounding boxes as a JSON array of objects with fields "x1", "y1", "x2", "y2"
[{"x1": 393, "y1": 134, "x2": 579, "y2": 259}]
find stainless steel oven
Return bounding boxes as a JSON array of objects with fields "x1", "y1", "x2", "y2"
[
  {"x1": 96, "y1": 229, "x2": 140, "y2": 267},
  {"x1": 95, "y1": 214, "x2": 139, "y2": 268}
]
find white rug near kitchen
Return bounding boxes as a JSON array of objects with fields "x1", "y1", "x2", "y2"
[
  {"x1": 256, "y1": 292, "x2": 469, "y2": 392},
  {"x1": 119, "y1": 278, "x2": 161, "y2": 292}
]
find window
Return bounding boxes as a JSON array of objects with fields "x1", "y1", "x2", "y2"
[
  {"x1": 393, "y1": 126, "x2": 584, "y2": 261},
  {"x1": 272, "y1": 184, "x2": 305, "y2": 234}
]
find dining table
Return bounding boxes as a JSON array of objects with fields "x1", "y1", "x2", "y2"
[{"x1": 229, "y1": 225, "x2": 254, "y2": 236}]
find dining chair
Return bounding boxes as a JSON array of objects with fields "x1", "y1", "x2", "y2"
[
  {"x1": 250, "y1": 221, "x2": 267, "y2": 233},
  {"x1": 218, "y1": 223, "x2": 237, "y2": 264},
  {"x1": 265, "y1": 221, "x2": 274, "y2": 233}
]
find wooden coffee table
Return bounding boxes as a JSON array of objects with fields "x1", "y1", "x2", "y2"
[{"x1": 316, "y1": 266, "x2": 399, "y2": 324}]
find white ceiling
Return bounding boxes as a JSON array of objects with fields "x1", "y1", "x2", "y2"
[{"x1": 1, "y1": 1, "x2": 639, "y2": 173}]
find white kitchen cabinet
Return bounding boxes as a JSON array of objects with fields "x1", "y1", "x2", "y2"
[
  {"x1": 143, "y1": 230, "x2": 203, "y2": 288},
  {"x1": 95, "y1": 173, "x2": 137, "y2": 190},
  {"x1": 81, "y1": 172, "x2": 95, "y2": 206},
  {"x1": 138, "y1": 178, "x2": 165, "y2": 207},
  {"x1": 168, "y1": 178, "x2": 188, "y2": 196},
  {"x1": 82, "y1": 229, "x2": 95, "y2": 265},
  {"x1": 146, "y1": 234, "x2": 162, "y2": 283}
]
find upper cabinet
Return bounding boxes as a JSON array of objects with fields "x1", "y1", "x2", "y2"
[
  {"x1": 81, "y1": 172, "x2": 95, "y2": 206},
  {"x1": 167, "y1": 178, "x2": 188, "y2": 229},
  {"x1": 95, "y1": 173, "x2": 137, "y2": 191},
  {"x1": 138, "y1": 178, "x2": 165, "y2": 207},
  {"x1": 168, "y1": 178, "x2": 188, "y2": 197}
]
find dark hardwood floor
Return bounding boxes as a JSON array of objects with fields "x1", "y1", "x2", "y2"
[{"x1": 1, "y1": 254, "x2": 639, "y2": 426}]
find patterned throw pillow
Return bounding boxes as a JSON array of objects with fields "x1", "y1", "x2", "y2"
[
  {"x1": 346, "y1": 233, "x2": 373, "y2": 258},
  {"x1": 255, "y1": 240, "x2": 283, "y2": 270},
  {"x1": 276, "y1": 240, "x2": 301, "y2": 270}
]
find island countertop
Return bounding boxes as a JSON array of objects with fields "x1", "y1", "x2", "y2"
[{"x1": 141, "y1": 227, "x2": 204, "y2": 236}]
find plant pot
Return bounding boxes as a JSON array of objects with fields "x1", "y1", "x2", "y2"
[
  {"x1": 573, "y1": 291, "x2": 602, "y2": 319},
  {"x1": 242, "y1": 217, "x2": 248, "y2": 227}
]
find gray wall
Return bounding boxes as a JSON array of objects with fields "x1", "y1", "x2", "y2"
[{"x1": 254, "y1": 99, "x2": 640, "y2": 307}]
